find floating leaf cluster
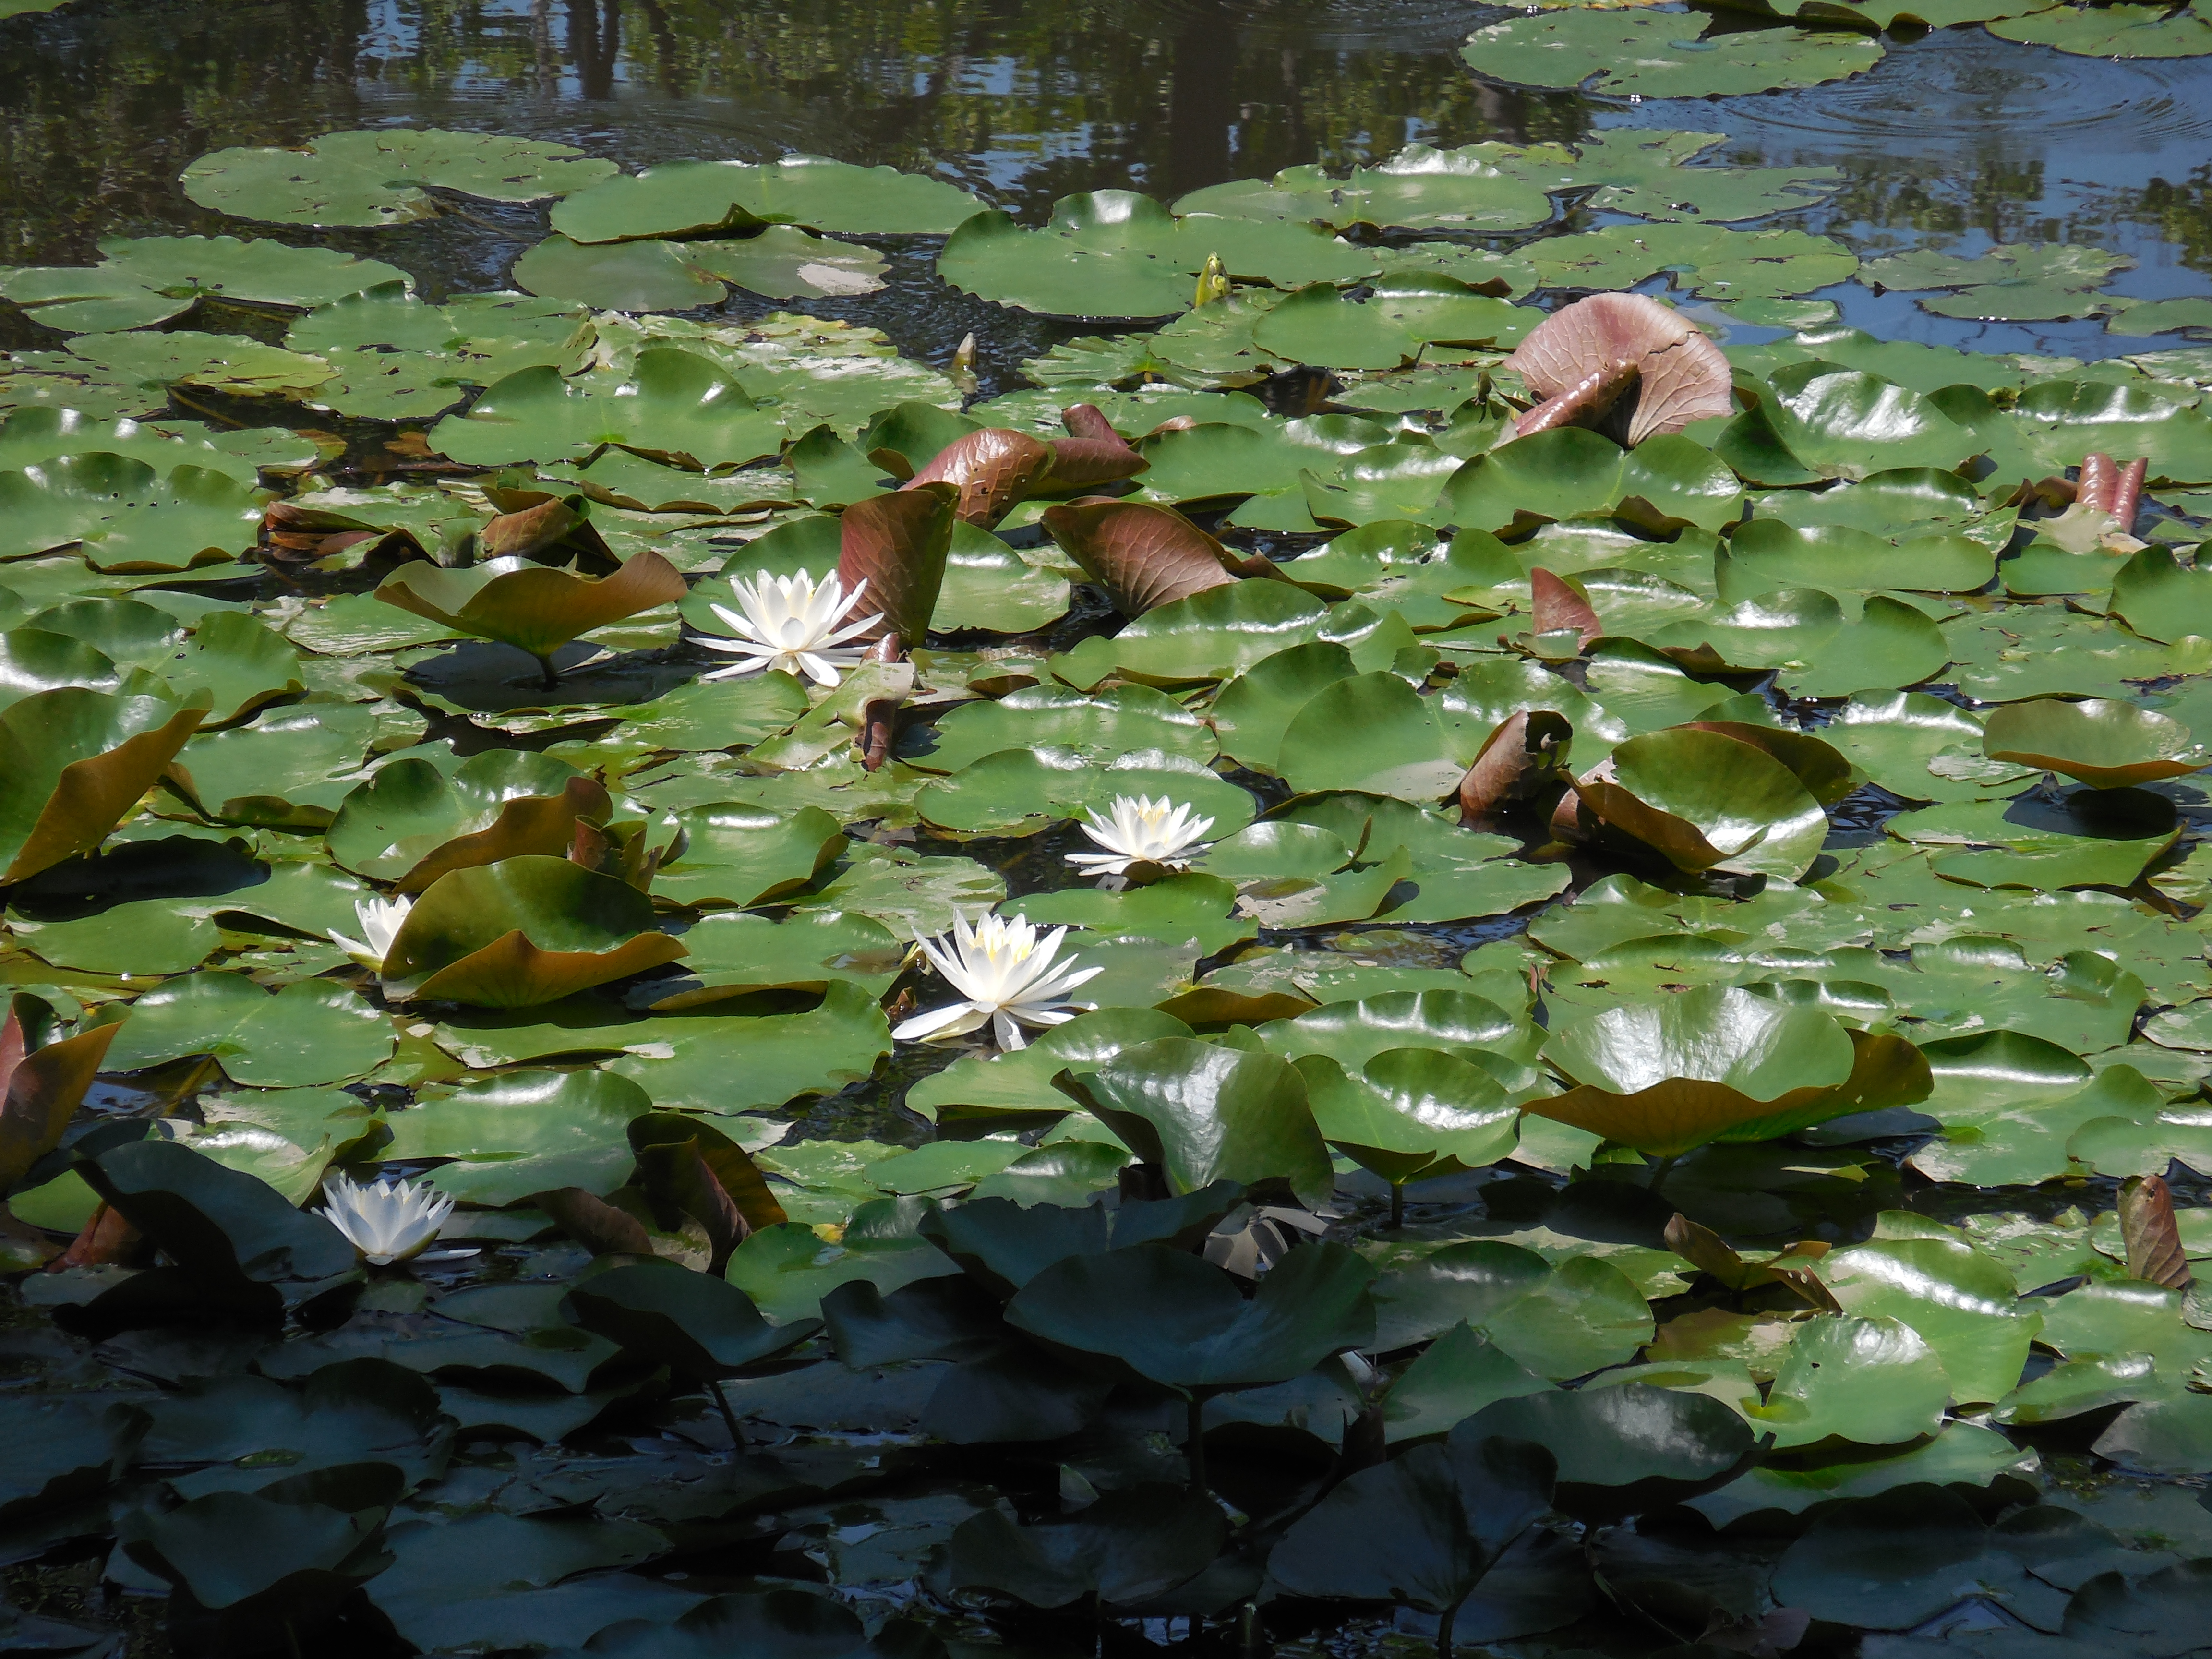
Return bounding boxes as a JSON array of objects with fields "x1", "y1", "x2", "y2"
[{"x1": 0, "y1": 93, "x2": 2207, "y2": 1659}]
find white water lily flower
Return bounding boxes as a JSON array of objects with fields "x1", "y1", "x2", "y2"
[
  {"x1": 1067, "y1": 794, "x2": 1216, "y2": 878},
  {"x1": 702, "y1": 567, "x2": 881, "y2": 686},
  {"x1": 327, "y1": 895, "x2": 412, "y2": 972},
  {"x1": 318, "y1": 1172, "x2": 455, "y2": 1267},
  {"x1": 893, "y1": 912, "x2": 1104, "y2": 1050}
]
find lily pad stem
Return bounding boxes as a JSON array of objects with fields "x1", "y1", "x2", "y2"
[
  {"x1": 1437, "y1": 1599, "x2": 1459, "y2": 1659},
  {"x1": 531, "y1": 651, "x2": 560, "y2": 690},
  {"x1": 709, "y1": 1378, "x2": 744, "y2": 1450},
  {"x1": 1647, "y1": 1153, "x2": 1680, "y2": 1196},
  {"x1": 1390, "y1": 1180, "x2": 1406, "y2": 1230},
  {"x1": 1186, "y1": 1393, "x2": 1208, "y2": 1494}
]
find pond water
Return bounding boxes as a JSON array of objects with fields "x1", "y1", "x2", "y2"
[
  {"x1": 5, "y1": 1, "x2": 2212, "y2": 1656},
  {"x1": 8, "y1": 0, "x2": 2212, "y2": 368}
]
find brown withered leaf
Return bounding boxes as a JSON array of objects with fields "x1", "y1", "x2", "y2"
[
  {"x1": 1530, "y1": 567, "x2": 1601, "y2": 649},
  {"x1": 906, "y1": 428, "x2": 1056, "y2": 527},
  {"x1": 2077, "y1": 452, "x2": 2117, "y2": 513},
  {"x1": 0, "y1": 997, "x2": 121, "y2": 1190},
  {"x1": 1043, "y1": 436, "x2": 1148, "y2": 492},
  {"x1": 2120, "y1": 1173, "x2": 2194, "y2": 1289},
  {"x1": 1456, "y1": 709, "x2": 1572, "y2": 830},
  {"x1": 477, "y1": 490, "x2": 618, "y2": 572},
  {"x1": 858, "y1": 633, "x2": 904, "y2": 773},
  {"x1": 1505, "y1": 292, "x2": 1731, "y2": 445},
  {"x1": 1040, "y1": 498, "x2": 1241, "y2": 616},
  {"x1": 2115, "y1": 457, "x2": 2148, "y2": 529},
  {"x1": 839, "y1": 482, "x2": 957, "y2": 644},
  {"x1": 635, "y1": 1137, "x2": 748, "y2": 1276},
  {"x1": 1062, "y1": 404, "x2": 1123, "y2": 443},
  {"x1": 51, "y1": 1202, "x2": 142, "y2": 1270},
  {"x1": 535, "y1": 1186, "x2": 655, "y2": 1257},
  {"x1": 1513, "y1": 360, "x2": 1640, "y2": 441}
]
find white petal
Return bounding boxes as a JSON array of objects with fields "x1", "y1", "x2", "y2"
[{"x1": 894, "y1": 1001, "x2": 989, "y2": 1042}]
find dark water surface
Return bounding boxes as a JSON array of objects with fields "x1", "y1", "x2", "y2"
[{"x1": 5, "y1": 0, "x2": 2212, "y2": 366}]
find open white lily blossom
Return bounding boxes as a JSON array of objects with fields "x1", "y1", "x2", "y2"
[
  {"x1": 893, "y1": 912, "x2": 1105, "y2": 1050},
  {"x1": 1067, "y1": 794, "x2": 1216, "y2": 878},
  {"x1": 703, "y1": 567, "x2": 882, "y2": 687},
  {"x1": 319, "y1": 1172, "x2": 455, "y2": 1267},
  {"x1": 327, "y1": 895, "x2": 412, "y2": 972}
]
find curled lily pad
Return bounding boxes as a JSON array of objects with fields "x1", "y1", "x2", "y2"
[
  {"x1": 374, "y1": 550, "x2": 686, "y2": 678},
  {"x1": 325, "y1": 750, "x2": 610, "y2": 890},
  {"x1": 181, "y1": 129, "x2": 618, "y2": 227},
  {"x1": 381, "y1": 855, "x2": 686, "y2": 1007},
  {"x1": 1567, "y1": 726, "x2": 1831, "y2": 881},
  {"x1": 1982, "y1": 698, "x2": 2209, "y2": 790},
  {"x1": 0, "y1": 688, "x2": 204, "y2": 881},
  {"x1": 837, "y1": 484, "x2": 958, "y2": 644},
  {"x1": 1463, "y1": 11, "x2": 1883, "y2": 97},
  {"x1": 1529, "y1": 985, "x2": 1932, "y2": 1157},
  {"x1": 1503, "y1": 294, "x2": 1734, "y2": 446}
]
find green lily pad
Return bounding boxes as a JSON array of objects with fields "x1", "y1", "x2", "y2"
[
  {"x1": 1437, "y1": 428, "x2": 1744, "y2": 535},
  {"x1": 1053, "y1": 579, "x2": 1329, "y2": 687},
  {"x1": 1720, "y1": 367, "x2": 1985, "y2": 482},
  {"x1": 1526, "y1": 222, "x2": 1856, "y2": 302},
  {"x1": 1816, "y1": 1229, "x2": 2040, "y2": 1404},
  {"x1": 1174, "y1": 143, "x2": 1554, "y2": 233},
  {"x1": 1508, "y1": 129, "x2": 1842, "y2": 225},
  {"x1": 1463, "y1": 11, "x2": 1884, "y2": 97},
  {"x1": 1531, "y1": 985, "x2": 1931, "y2": 1155},
  {"x1": 181, "y1": 128, "x2": 619, "y2": 227},
  {"x1": 1006, "y1": 1237, "x2": 1373, "y2": 1391},
  {"x1": 0, "y1": 454, "x2": 265, "y2": 566},
  {"x1": 1058, "y1": 1036, "x2": 1334, "y2": 1208},
  {"x1": 0, "y1": 688, "x2": 204, "y2": 882},
  {"x1": 938, "y1": 192, "x2": 1373, "y2": 320},
  {"x1": 429, "y1": 349, "x2": 785, "y2": 469},
  {"x1": 551, "y1": 155, "x2": 986, "y2": 241},
  {"x1": 1268, "y1": 1424, "x2": 1554, "y2": 1619},
  {"x1": 0, "y1": 234, "x2": 411, "y2": 333},
  {"x1": 382, "y1": 855, "x2": 685, "y2": 1007},
  {"x1": 1745, "y1": 1314, "x2": 1951, "y2": 1448},
  {"x1": 325, "y1": 749, "x2": 605, "y2": 889},
  {"x1": 650, "y1": 802, "x2": 846, "y2": 908},
  {"x1": 97, "y1": 971, "x2": 395, "y2": 1086},
  {"x1": 1859, "y1": 243, "x2": 2132, "y2": 323},
  {"x1": 1990, "y1": 0, "x2": 2212, "y2": 56},
  {"x1": 904, "y1": 684, "x2": 1212, "y2": 775},
  {"x1": 1981, "y1": 697, "x2": 2208, "y2": 790}
]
